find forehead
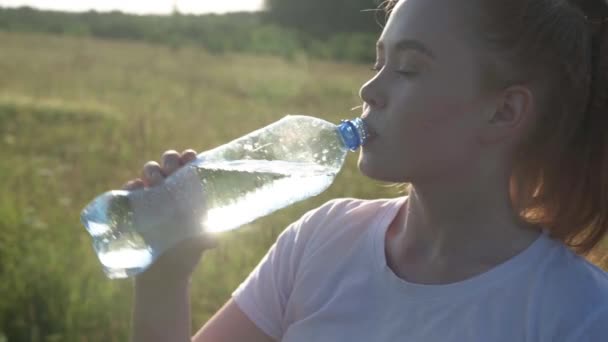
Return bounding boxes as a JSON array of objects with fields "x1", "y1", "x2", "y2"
[
  {"x1": 380, "y1": 0, "x2": 478, "y2": 58},
  {"x1": 380, "y1": 0, "x2": 486, "y2": 96}
]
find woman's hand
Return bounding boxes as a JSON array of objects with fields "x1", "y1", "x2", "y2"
[{"x1": 122, "y1": 149, "x2": 217, "y2": 286}]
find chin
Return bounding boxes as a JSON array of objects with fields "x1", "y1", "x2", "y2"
[{"x1": 357, "y1": 151, "x2": 409, "y2": 183}]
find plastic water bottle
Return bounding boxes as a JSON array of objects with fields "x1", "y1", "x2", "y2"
[{"x1": 80, "y1": 115, "x2": 369, "y2": 278}]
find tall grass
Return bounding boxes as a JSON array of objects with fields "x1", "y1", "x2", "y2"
[{"x1": 0, "y1": 31, "x2": 400, "y2": 340}]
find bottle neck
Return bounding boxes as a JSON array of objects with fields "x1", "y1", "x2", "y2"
[{"x1": 337, "y1": 118, "x2": 369, "y2": 151}]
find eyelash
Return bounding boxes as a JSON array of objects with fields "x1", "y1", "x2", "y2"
[{"x1": 371, "y1": 64, "x2": 418, "y2": 77}]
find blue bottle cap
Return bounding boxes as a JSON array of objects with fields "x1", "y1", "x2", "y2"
[{"x1": 338, "y1": 118, "x2": 369, "y2": 151}]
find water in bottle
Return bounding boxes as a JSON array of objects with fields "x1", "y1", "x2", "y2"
[{"x1": 81, "y1": 115, "x2": 369, "y2": 278}]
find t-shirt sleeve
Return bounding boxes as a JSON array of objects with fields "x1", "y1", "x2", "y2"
[
  {"x1": 564, "y1": 307, "x2": 608, "y2": 341},
  {"x1": 230, "y1": 206, "x2": 321, "y2": 340}
]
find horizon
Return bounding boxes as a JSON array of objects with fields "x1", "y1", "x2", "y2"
[{"x1": 0, "y1": 0, "x2": 265, "y2": 15}]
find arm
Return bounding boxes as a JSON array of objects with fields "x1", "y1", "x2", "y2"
[
  {"x1": 132, "y1": 279, "x2": 273, "y2": 342},
  {"x1": 132, "y1": 278, "x2": 192, "y2": 342},
  {"x1": 193, "y1": 299, "x2": 275, "y2": 342},
  {"x1": 127, "y1": 149, "x2": 273, "y2": 342}
]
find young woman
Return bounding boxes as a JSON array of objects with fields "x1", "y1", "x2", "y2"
[{"x1": 125, "y1": 0, "x2": 608, "y2": 340}]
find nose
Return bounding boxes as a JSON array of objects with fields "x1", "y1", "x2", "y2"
[{"x1": 359, "y1": 75, "x2": 387, "y2": 109}]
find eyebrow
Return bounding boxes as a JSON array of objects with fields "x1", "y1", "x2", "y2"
[{"x1": 377, "y1": 39, "x2": 435, "y2": 59}]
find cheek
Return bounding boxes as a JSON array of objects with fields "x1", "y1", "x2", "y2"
[
  {"x1": 403, "y1": 99, "x2": 481, "y2": 162},
  {"x1": 418, "y1": 100, "x2": 475, "y2": 132}
]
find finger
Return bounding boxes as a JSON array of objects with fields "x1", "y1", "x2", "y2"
[
  {"x1": 161, "y1": 150, "x2": 181, "y2": 176},
  {"x1": 142, "y1": 161, "x2": 164, "y2": 187},
  {"x1": 122, "y1": 178, "x2": 145, "y2": 190},
  {"x1": 180, "y1": 149, "x2": 197, "y2": 165}
]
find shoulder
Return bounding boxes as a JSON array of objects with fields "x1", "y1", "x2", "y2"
[
  {"x1": 297, "y1": 196, "x2": 400, "y2": 229},
  {"x1": 533, "y1": 239, "x2": 608, "y2": 339},
  {"x1": 540, "y1": 241, "x2": 608, "y2": 304},
  {"x1": 290, "y1": 196, "x2": 402, "y2": 246},
  {"x1": 276, "y1": 197, "x2": 402, "y2": 264}
]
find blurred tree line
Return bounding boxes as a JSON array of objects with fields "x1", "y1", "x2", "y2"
[
  {"x1": 266, "y1": 0, "x2": 384, "y2": 36},
  {"x1": 0, "y1": 1, "x2": 385, "y2": 63}
]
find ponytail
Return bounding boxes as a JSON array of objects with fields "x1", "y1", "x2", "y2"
[{"x1": 495, "y1": 0, "x2": 608, "y2": 255}]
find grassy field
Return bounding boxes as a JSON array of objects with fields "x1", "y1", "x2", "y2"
[
  {"x1": 1, "y1": 31, "x2": 606, "y2": 341},
  {"x1": 0, "y1": 31, "x2": 402, "y2": 341}
]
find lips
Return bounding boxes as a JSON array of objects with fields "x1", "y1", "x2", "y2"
[{"x1": 360, "y1": 114, "x2": 378, "y2": 140}]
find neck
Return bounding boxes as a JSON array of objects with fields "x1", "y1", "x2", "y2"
[{"x1": 394, "y1": 169, "x2": 540, "y2": 264}]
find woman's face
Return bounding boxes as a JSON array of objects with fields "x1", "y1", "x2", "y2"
[{"x1": 358, "y1": 0, "x2": 495, "y2": 183}]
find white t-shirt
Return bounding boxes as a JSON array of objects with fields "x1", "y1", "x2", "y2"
[{"x1": 232, "y1": 197, "x2": 608, "y2": 341}]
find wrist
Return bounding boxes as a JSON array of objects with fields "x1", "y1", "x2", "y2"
[{"x1": 134, "y1": 274, "x2": 191, "y2": 294}]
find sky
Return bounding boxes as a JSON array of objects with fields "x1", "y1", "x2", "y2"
[{"x1": 0, "y1": 0, "x2": 265, "y2": 15}]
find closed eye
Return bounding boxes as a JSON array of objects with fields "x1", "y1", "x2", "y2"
[{"x1": 371, "y1": 64, "x2": 419, "y2": 78}]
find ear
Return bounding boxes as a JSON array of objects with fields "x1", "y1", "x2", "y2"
[{"x1": 478, "y1": 85, "x2": 534, "y2": 145}]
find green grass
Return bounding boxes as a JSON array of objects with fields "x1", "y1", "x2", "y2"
[
  {"x1": 3, "y1": 31, "x2": 606, "y2": 342},
  {"x1": 0, "y1": 31, "x2": 401, "y2": 341}
]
